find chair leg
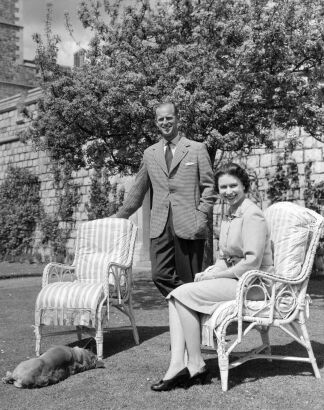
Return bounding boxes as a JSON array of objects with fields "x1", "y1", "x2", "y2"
[
  {"x1": 259, "y1": 326, "x2": 271, "y2": 357},
  {"x1": 35, "y1": 325, "x2": 42, "y2": 357},
  {"x1": 217, "y1": 343, "x2": 229, "y2": 392},
  {"x1": 76, "y1": 326, "x2": 82, "y2": 341},
  {"x1": 95, "y1": 329, "x2": 104, "y2": 361},
  {"x1": 128, "y1": 305, "x2": 139, "y2": 345},
  {"x1": 299, "y1": 316, "x2": 321, "y2": 379}
]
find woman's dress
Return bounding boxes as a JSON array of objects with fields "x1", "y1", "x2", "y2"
[{"x1": 166, "y1": 198, "x2": 274, "y2": 314}]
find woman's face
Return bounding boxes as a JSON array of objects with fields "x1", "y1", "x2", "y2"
[{"x1": 218, "y1": 173, "x2": 246, "y2": 207}]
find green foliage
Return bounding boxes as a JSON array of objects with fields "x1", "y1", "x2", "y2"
[
  {"x1": 266, "y1": 156, "x2": 300, "y2": 204},
  {"x1": 304, "y1": 161, "x2": 324, "y2": 213},
  {"x1": 86, "y1": 168, "x2": 125, "y2": 220},
  {"x1": 52, "y1": 162, "x2": 81, "y2": 221},
  {"x1": 247, "y1": 169, "x2": 263, "y2": 208},
  {"x1": 0, "y1": 166, "x2": 41, "y2": 259},
  {"x1": 38, "y1": 162, "x2": 81, "y2": 262},
  {"x1": 23, "y1": 0, "x2": 324, "y2": 176}
]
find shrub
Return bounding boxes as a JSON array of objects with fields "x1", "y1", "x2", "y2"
[{"x1": 0, "y1": 166, "x2": 41, "y2": 259}]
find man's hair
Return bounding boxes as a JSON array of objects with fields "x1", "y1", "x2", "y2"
[
  {"x1": 155, "y1": 101, "x2": 179, "y2": 118},
  {"x1": 214, "y1": 162, "x2": 250, "y2": 194}
]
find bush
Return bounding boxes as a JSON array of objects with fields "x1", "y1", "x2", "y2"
[{"x1": 0, "y1": 166, "x2": 41, "y2": 259}]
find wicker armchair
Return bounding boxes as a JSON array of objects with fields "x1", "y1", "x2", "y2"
[
  {"x1": 34, "y1": 218, "x2": 138, "y2": 360},
  {"x1": 201, "y1": 202, "x2": 323, "y2": 391}
]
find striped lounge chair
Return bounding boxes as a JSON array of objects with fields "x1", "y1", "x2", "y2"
[
  {"x1": 35, "y1": 218, "x2": 138, "y2": 360},
  {"x1": 201, "y1": 202, "x2": 323, "y2": 391}
]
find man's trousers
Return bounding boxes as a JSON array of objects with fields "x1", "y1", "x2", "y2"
[{"x1": 150, "y1": 210, "x2": 205, "y2": 297}]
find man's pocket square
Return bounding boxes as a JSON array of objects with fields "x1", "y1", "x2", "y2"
[{"x1": 185, "y1": 162, "x2": 195, "y2": 166}]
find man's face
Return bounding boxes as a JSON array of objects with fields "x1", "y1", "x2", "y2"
[{"x1": 155, "y1": 104, "x2": 179, "y2": 141}]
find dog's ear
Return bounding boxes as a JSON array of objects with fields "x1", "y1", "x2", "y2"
[
  {"x1": 2, "y1": 371, "x2": 14, "y2": 384},
  {"x1": 95, "y1": 360, "x2": 105, "y2": 369},
  {"x1": 72, "y1": 347, "x2": 85, "y2": 363}
]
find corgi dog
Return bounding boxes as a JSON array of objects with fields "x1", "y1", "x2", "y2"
[{"x1": 2, "y1": 345, "x2": 104, "y2": 388}]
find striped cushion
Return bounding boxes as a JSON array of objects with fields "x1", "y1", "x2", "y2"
[
  {"x1": 35, "y1": 282, "x2": 105, "y2": 327},
  {"x1": 264, "y1": 202, "x2": 311, "y2": 279},
  {"x1": 74, "y1": 218, "x2": 135, "y2": 284}
]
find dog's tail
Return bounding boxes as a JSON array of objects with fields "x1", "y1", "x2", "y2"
[{"x1": 2, "y1": 371, "x2": 14, "y2": 384}]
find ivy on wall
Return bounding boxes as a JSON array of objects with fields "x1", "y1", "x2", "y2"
[
  {"x1": 304, "y1": 161, "x2": 324, "y2": 214},
  {"x1": 86, "y1": 168, "x2": 125, "y2": 220},
  {"x1": 266, "y1": 156, "x2": 300, "y2": 204},
  {"x1": 37, "y1": 161, "x2": 81, "y2": 263},
  {"x1": 0, "y1": 166, "x2": 41, "y2": 260},
  {"x1": 0, "y1": 161, "x2": 128, "y2": 262}
]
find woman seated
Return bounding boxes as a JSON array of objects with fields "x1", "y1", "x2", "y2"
[{"x1": 151, "y1": 162, "x2": 274, "y2": 392}]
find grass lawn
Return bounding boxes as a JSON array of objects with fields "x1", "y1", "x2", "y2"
[
  {"x1": 0, "y1": 261, "x2": 45, "y2": 279},
  {"x1": 0, "y1": 267, "x2": 324, "y2": 410}
]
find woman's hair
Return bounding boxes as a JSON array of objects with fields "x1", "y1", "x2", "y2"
[{"x1": 214, "y1": 162, "x2": 250, "y2": 194}]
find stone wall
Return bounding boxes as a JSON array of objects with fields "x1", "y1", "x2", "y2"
[
  {"x1": 215, "y1": 128, "x2": 324, "y2": 210},
  {"x1": 0, "y1": 0, "x2": 38, "y2": 99},
  {"x1": 0, "y1": 87, "x2": 324, "y2": 263},
  {"x1": 0, "y1": 88, "x2": 150, "y2": 263}
]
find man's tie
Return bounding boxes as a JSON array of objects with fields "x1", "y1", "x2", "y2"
[{"x1": 165, "y1": 141, "x2": 173, "y2": 172}]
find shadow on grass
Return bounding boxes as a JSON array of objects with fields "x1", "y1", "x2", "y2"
[
  {"x1": 68, "y1": 325, "x2": 169, "y2": 359},
  {"x1": 132, "y1": 279, "x2": 166, "y2": 310},
  {"x1": 308, "y1": 277, "x2": 324, "y2": 303},
  {"x1": 205, "y1": 340, "x2": 324, "y2": 390}
]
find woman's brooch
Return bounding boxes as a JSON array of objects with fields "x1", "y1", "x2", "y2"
[{"x1": 224, "y1": 209, "x2": 242, "y2": 221}]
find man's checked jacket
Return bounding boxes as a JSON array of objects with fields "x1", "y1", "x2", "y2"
[{"x1": 116, "y1": 136, "x2": 216, "y2": 240}]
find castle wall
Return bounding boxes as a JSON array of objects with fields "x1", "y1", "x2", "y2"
[
  {"x1": 0, "y1": 88, "x2": 324, "y2": 262},
  {"x1": 0, "y1": 0, "x2": 38, "y2": 99},
  {"x1": 0, "y1": 88, "x2": 149, "y2": 263}
]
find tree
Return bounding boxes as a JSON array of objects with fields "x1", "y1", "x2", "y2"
[{"x1": 24, "y1": 0, "x2": 324, "y2": 175}]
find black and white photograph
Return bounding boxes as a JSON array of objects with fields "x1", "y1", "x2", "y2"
[{"x1": 1, "y1": 1, "x2": 324, "y2": 409}]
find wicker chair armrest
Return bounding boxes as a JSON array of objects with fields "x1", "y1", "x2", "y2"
[
  {"x1": 235, "y1": 270, "x2": 272, "y2": 312},
  {"x1": 236, "y1": 269, "x2": 304, "y2": 299},
  {"x1": 235, "y1": 269, "x2": 305, "y2": 325},
  {"x1": 42, "y1": 263, "x2": 76, "y2": 287}
]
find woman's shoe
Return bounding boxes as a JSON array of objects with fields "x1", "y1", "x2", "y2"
[
  {"x1": 185, "y1": 366, "x2": 212, "y2": 388},
  {"x1": 151, "y1": 368, "x2": 190, "y2": 392}
]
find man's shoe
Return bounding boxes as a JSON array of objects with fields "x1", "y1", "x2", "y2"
[{"x1": 151, "y1": 368, "x2": 190, "y2": 392}]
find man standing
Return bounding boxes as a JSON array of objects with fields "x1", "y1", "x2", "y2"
[{"x1": 116, "y1": 102, "x2": 215, "y2": 297}]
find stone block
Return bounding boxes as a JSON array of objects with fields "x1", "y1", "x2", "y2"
[
  {"x1": 304, "y1": 148, "x2": 323, "y2": 162},
  {"x1": 303, "y1": 136, "x2": 317, "y2": 149},
  {"x1": 45, "y1": 181, "x2": 53, "y2": 190},
  {"x1": 246, "y1": 155, "x2": 260, "y2": 169},
  {"x1": 291, "y1": 150, "x2": 304, "y2": 163},
  {"x1": 313, "y1": 162, "x2": 324, "y2": 174},
  {"x1": 297, "y1": 163, "x2": 306, "y2": 176},
  {"x1": 260, "y1": 153, "x2": 274, "y2": 168},
  {"x1": 83, "y1": 176, "x2": 92, "y2": 186},
  {"x1": 47, "y1": 189, "x2": 56, "y2": 198},
  {"x1": 80, "y1": 186, "x2": 87, "y2": 195}
]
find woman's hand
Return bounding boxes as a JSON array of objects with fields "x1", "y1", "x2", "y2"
[{"x1": 194, "y1": 270, "x2": 219, "y2": 282}]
